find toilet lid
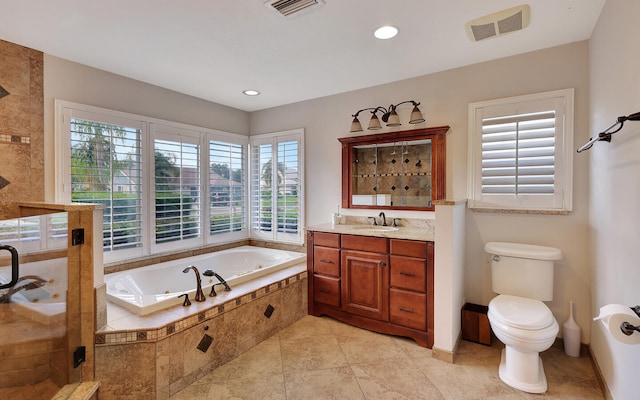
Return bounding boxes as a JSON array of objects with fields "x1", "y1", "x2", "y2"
[{"x1": 489, "y1": 295, "x2": 555, "y2": 330}]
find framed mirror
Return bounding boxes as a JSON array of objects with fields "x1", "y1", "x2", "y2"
[{"x1": 338, "y1": 126, "x2": 448, "y2": 211}]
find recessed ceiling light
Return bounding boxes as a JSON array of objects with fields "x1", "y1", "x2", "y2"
[
  {"x1": 374, "y1": 25, "x2": 398, "y2": 40},
  {"x1": 243, "y1": 90, "x2": 260, "y2": 96}
]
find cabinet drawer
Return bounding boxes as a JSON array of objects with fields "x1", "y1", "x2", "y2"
[
  {"x1": 390, "y1": 239, "x2": 427, "y2": 258},
  {"x1": 314, "y1": 232, "x2": 340, "y2": 248},
  {"x1": 313, "y1": 246, "x2": 340, "y2": 277},
  {"x1": 390, "y1": 289, "x2": 426, "y2": 331},
  {"x1": 313, "y1": 275, "x2": 340, "y2": 307},
  {"x1": 341, "y1": 234, "x2": 387, "y2": 253},
  {"x1": 390, "y1": 256, "x2": 426, "y2": 292}
]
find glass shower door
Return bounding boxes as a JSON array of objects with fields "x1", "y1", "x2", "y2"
[{"x1": 0, "y1": 213, "x2": 69, "y2": 398}]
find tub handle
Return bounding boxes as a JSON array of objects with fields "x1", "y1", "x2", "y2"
[
  {"x1": 179, "y1": 293, "x2": 191, "y2": 306},
  {"x1": 0, "y1": 245, "x2": 19, "y2": 289}
]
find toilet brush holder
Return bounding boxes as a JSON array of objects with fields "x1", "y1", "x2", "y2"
[{"x1": 563, "y1": 301, "x2": 581, "y2": 357}]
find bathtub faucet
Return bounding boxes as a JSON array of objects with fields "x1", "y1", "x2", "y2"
[
  {"x1": 0, "y1": 275, "x2": 48, "y2": 303},
  {"x1": 182, "y1": 266, "x2": 206, "y2": 302},
  {"x1": 203, "y1": 269, "x2": 232, "y2": 297}
]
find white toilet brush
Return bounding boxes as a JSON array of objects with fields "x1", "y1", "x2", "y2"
[{"x1": 563, "y1": 301, "x2": 581, "y2": 357}]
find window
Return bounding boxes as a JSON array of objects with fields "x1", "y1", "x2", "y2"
[
  {"x1": 467, "y1": 89, "x2": 574, "y2": 212},
  {"x1": 250, "y1": 129, "x2": 304, "y2": 244},
  {"x1": 69, "y1": 116, "x2": 144, "y2": 254},
  {"x1": 209, "y1": 140, "x2": 246, "y2": 235},
  {"x1": 0, "y1": 213, "x2": 68, "y2": 253},
  {"x1": 56, "y1": 101, "x2": 249, "y2": 262}
]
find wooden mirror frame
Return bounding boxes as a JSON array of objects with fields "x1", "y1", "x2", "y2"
[{"x1": 338, "y1": 126, "x2": 448, "y2": 211}]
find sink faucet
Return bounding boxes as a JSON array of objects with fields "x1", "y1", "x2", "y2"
[
  {"x1": 182, "y1": 266, "x2": 206, "y2": 302},
  {"x1": 203, "y1": 269, "x2": 232, "y2": 296},
  {"x1": 379, "y1": 212, "x2": 387, "y2": 226}
]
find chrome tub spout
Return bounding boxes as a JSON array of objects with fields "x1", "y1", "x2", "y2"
[{"x1": 0, "y1": 275, "x2": 48, "y2": 303}]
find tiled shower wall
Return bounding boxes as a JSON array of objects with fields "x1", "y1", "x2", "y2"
[{"x1": 0, "y1": 40, "x2": 44, "y2": 219}]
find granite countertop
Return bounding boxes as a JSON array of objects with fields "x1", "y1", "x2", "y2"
[{"x1": 306, "y1": 222, "x2": 434, "y2": 242}]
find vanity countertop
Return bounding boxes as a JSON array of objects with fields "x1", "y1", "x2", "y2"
[{"x1": 306, "y1": 223, "x2": 434, "y2": 242}]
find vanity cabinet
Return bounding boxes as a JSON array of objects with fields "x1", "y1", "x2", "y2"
[{"x1": 307, "y1": 230, "x2": 434, "y2": 348}]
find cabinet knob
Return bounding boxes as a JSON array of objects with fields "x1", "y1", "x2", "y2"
[{"x1": 380, "y1": 261, "x2": 387, "y2": 267}]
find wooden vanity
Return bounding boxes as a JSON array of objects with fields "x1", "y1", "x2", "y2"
[{"x1": 307, "y1": 229, "x2": 434, "y2": 348}]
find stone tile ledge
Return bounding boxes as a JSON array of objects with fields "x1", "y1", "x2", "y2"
[{"x1": 95, "y1": 266, "x2": 307, "y2": 346}]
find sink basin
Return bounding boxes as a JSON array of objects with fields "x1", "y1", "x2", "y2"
[{"x1": 349, "y1": 226, "x2": 398, "y2": 232}]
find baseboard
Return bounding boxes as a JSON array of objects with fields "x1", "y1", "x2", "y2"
[
  {"x1": 587, "y1": 344, "x2": 613, "y2": 400},
  {"x1": 432, "y1": 330, "x2": 462, "y2": 364}
]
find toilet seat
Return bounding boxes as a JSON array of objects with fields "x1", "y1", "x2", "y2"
[{"x1": 488, "y1": 294, "x2": 554, "y2": 330}]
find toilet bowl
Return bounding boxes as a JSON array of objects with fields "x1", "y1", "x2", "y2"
[
  {"x1": 484, "y1": 242, "x2": 562, "y2": 394},
  {"x1": 488, "y1": 294, "x2": 559, "y2": 393}
]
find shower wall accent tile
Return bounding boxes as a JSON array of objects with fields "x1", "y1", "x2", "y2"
[{"x1": 0, "y1": 40, "x2": 44, "y2": 219}]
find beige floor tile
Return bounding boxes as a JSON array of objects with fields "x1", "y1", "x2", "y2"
[
  {"x1": 519, "y1": 379, "x2": 604, "y2": 400},
  {"x1": 280, "y1": 334, "x2": 349, "y2": 375},
  {"x1": 206, "y1": 375, "x2": 286, "y2": 400},
  {"x1": 337, "y1": 330, "x2": 409, "y2": 365},
  {"x1": 168, "y1": 382, "x2": 210, "y2": 400},
  {"x1": 277, "y1": 315, "x2": 333, "y2": 340},
  {"x1": 351, "y1": 360, "x2": 445, "y2": 400},
  {"x1": 540, "y1": 347, "x2": 597, "y2": 385},
  {"x1": 200, "y1": 335, "x2": 282, "y2": 383},
  {"x1": 415, "y1": 355, "x2": 516, "y2": 400},
  {"x1": 391, "y1": 335, "x2": 434, "y2": 359},
  {"x1": 284, "y1": 366, "x2": 365, "y2": 400}
]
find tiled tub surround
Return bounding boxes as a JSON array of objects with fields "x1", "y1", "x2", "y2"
[{"x1": 95, "y1": 263, "x2": 308, "y2": 400}]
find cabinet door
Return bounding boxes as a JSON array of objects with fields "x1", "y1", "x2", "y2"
[{"x1": 341, "y1": 249, "x2": 389, "y2": 321}]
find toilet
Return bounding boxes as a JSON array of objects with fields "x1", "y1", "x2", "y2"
[{"x1": 485, "y1": 242, "x2": 562, "y2": 394}]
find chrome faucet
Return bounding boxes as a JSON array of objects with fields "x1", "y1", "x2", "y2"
[
  {"x1": 182, "y1": 266, "x2": 206, "y2": 302},
  {"x1": 379, "y1": 212, "x2": 387, "y2": 226},
  {"x1": 203, "y1": 269, "x2": 232, "y2": 296}
]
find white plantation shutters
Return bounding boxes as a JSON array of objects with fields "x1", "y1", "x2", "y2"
[
  {"x1": 69, "y1": 116, "x2": 144, "y2": 253},
  {"x1": 468, "y1": 89, "x2": 574, "y2": 211},
  {"x1": 481, "y1": 111, "x2": 556, "y2": 194},
  {"x1": 152, "y1": 125, "x2": 202, "y2": 249},
  {"x1": 209, "y1": 140, "x2": 246, "y2": 235},
  {"x1": 250, "y1": 129, "x2": 304, "y2": 244}
]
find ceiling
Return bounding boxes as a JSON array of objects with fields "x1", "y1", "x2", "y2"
[{"x1": 0, "y1": 0, "x2": 605, "y2": 112}]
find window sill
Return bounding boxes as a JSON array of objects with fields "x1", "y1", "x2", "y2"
[{"x1": 469, "y1": 207, "x2": 570, "y2": 216}]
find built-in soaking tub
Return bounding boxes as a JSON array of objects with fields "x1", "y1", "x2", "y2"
[{"x1": 105, "y1": 245, "x2": 306, "y2": 315}]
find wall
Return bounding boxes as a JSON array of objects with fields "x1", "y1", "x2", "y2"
[
  {"x1": 43, "y1": 55, "x2": 250, "y2": 202},
  {"x1": 0, "y1": 40, "x2": 44, "y2": 219},
  {"x1": 589, "y1": 1, "x2": 640, "y2": 398},
  {"x1": 251, "y1": 41, "x2": 592, "y2": 340}
]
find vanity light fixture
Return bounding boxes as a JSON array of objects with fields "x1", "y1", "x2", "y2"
[
  {"x1": 349, "y1": 100, "x2": 425, "y2": 133},
  {"x1": 242, "y1": 90, "x2": 260, "y2": 96}
]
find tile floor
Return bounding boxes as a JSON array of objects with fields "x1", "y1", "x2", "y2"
[{"x1": 167, "y1": 315, "x2": 605, "y2": 400}]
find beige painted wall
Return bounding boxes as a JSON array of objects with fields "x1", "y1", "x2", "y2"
[
  {"x1": 251, "y1": 41, "x2": 593, "y2": 341},
  {"x1": 42, "y1": 54, "x2": 250, "y2": 202},
  {"x1": 589, "y1": 1, "x2": 640, "y2": 398}
]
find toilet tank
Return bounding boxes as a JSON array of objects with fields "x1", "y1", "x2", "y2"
[{"x1": 485, "y1": 242, "x2": 562, "y2": 301}]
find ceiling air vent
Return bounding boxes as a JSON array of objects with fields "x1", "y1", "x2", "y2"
[
  {"x1": 265, "y1": 0, "x2": 325, "y2": 18},
  {"x1": 465, "y1": 4, "x2": 530, "y2": 42}
]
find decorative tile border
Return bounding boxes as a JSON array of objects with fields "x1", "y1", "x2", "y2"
[
  {"x1": 0, "y1": 134, "x2": 30, "y2": 144},
  {"x1": 95, "y1": 271, "x2": 308, "y2": 346}
]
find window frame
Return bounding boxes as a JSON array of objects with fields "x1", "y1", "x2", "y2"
[
  {"x1": 55, "y1": 100, "x2": 250, "y2": 263},
  {"x1": 249, "y1": 129, "x2": 305, "y2": 245},
  {"x1": 467, "y1": 89, "x2": 574, "y2": 213}
]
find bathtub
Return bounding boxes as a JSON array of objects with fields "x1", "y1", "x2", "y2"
[
  {"x1": 105, "y1": 245, "x2": 306, "y2": 315},
  {"x1": 0, "y1": 257, "x2": 68, "y2": 323}
]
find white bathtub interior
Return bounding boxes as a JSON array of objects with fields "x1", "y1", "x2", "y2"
[{"x1": 106, "y1": 245, "x2": 306, "y2": 315}]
